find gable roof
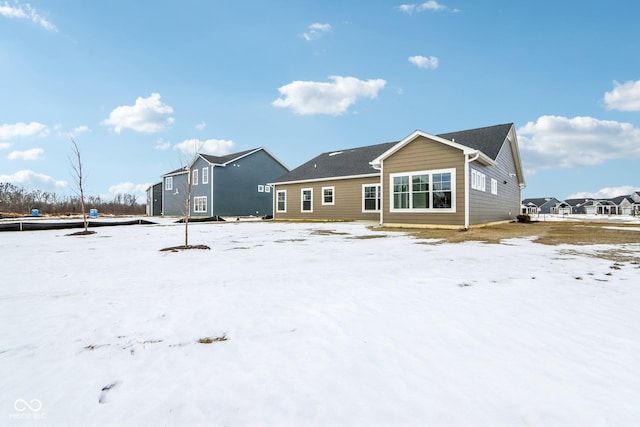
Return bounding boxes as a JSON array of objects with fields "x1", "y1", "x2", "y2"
[
  {"x1": 271, "y1": 142, "x2": 397, "y2": 184},
  {"x1": 564, "y1": 198, "x2": 590, "y2": 207},
  {"x1": 437, "y1": 123, "x2": 514, "y2": 160},
  {"x1": 609, "y1": 195, "x2": 633, "y2": 205},
  {"x1": 521, "y1": 197, "x2": 559, "y2": 207},
  {"x1": 199, "y1": 147, "x2": 289, "y2": 170},
  {"x1": 161, "y1": 166, "x2": 188, "y2": 178}
]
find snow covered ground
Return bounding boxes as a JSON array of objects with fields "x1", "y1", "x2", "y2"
[{"x1": 1, "y1": 220, "x2": 639, "y2": 426}]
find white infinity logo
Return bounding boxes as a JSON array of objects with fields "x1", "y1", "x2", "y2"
[{"x1": 14, "y1": 399, "x2": 42, "y2": 412}]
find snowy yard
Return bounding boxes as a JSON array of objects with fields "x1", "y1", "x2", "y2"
[{"x1": 1, "y1": 220, "x2": 639, "y2": 426}]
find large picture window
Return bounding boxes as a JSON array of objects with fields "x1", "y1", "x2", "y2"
[
  {"x1": 276, "y1": 190, "x2": 286, "y2": 213},
  {"x1": 362, "y1": 184, "x2": 381, "y2": 212},
  {"x1": 194, "y1": 196, "x2": 207, "y2": 212},
  {"x1": 301, "y1": 188, "x2": 313, "y2": 212},
  {"x1": 390, "y1": 169, "x2": 455, "y2": 212}
]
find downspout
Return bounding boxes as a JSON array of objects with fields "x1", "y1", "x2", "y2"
[
  {"x1": 210, "y1": 165, "x2": 214, "y2": 216},
  {"x1": 464, "y1": 151, "x2": 480, "y2": 229},
  {"x1": 371, "y1": 161, "x2": 383, "y2": 226}
]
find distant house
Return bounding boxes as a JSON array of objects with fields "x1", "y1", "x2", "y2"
[
  {"x1": 158, "y1": 147, "x2": 289, "y2": 217},
  {"x1": 564, "y1": 198, "x2": 590, "y2": 214},
  {"x1": 520, "y1": 197, "x2": 563, "y2": 215},
  {"x1": 270, "y1": 123, "x2": 526, "y2": 229},
  {"x1": 609, "y1": 195, "x2": 634, "y2": 215},
  {"x1": 146, "y1": 182, "x2": 162, "y2": 216}
]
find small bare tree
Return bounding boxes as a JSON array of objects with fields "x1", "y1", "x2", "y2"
[{"x1": 69, "y1": 136, "x2": 92, "y2": 234}]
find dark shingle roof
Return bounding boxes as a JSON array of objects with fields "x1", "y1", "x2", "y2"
[
  {"x1": 200, "y1": 148, "x2": 260, "y2": 165},
  {"x1": 522, "y1": 198, "x2": 556, "y2": 207},
  {"x1": 564, "y1": 198, "x2": 590, "y2": 207},
  {"x1": 271, "y1": 142, "x2": 397, "y2": 184},
  {"x1": 437, "y1": 123, "x2": 513, "y2": 160},
  {"x1": 272, "y1": 123, "x2": 514, "y2": 184}
]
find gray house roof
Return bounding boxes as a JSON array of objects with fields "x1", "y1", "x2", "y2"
[
  {"x1": 521, "y1": 198, "x2": 559, "y2": 208},
  {"x1": 564, "y1": 198, "x2": 590, "y2": 207},
  {"x1": 271, "y1": 142, "x2": 397, "y2": 184},
  {"x1": 273, "y1": 123, "x2": 515, "y2": 185}
]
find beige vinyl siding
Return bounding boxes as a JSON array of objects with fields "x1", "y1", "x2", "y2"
[
  {"x1": 382, "y1": 135, "x2": 465, "y2": 227},
  {"x1": 469, "y1": 136, "x2": 521, "y2": 224},
  {"x1": 273, "y1": 176, "x2": 381, "y2": 221}
]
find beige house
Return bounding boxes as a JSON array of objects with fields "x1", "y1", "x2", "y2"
[{"x1": 270, "y1": 123, "x2": 526, "y2": 229}]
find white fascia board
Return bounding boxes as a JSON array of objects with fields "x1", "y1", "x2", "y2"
[
  {"x1": 268, "y1": 173, "x2": 380, "y2": 187},
  {"x1": 161, "y1": 169, "x2": 188, "y2": 178},
  {"x1": 370, "y1": 130, "x2": 479, "y2": 167}
]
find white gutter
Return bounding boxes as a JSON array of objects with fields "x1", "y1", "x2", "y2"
[
  {"x1": 464, "y1": 151, "x2": 481, "y2": 229},
  {"x1": 370, "y1": 162, "x2": 383, "y2": 225}
]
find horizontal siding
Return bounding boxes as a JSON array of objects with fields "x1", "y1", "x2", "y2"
[
  {"x1": 468, "y1": 136, "x2": 521, "y2": 225},
  {"x1": 273, "y1": 176, "x2": 381, "y2": 221},
  {"x1": 382, "y1": 135, "x2": 466, "y2": 227}
]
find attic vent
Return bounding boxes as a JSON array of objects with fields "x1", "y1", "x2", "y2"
[{"x1": 328, "y1": 151, "x2": 344, "y2": 156}]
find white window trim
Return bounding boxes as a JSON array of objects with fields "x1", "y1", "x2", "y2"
[
  {"x1": 362, "y1": 183, "x2": 381, "y2": 213},
  {"x1": 301, "y1": 188, "x2": 313, "y2": 213},
  {"x1": 321, "y1": 186, "x2": 335, "y2": 206},
  {"x1": 265, "y1": 185, "x2": 271, "y2": 193},
  {"x1": 202, "y1": 167, "x2": 209, "y2": 184},
  {"x1": 491, "y1": 178, "x2": 498, "y2": 195},
  {"x1": 276, "y1": 189, "x2": 287, "y2": 213},
  {"x1": 193, "y1": 196, "x2": 207, "y2": 213},
  {"x1": 165, "y1": 176, "x2": 173, "y2": 191},
  {"x1": 389, "y1": 168, "x2": 456, "y2": 213},
  {"x1": 258, "y1": 185, "x2": 264, "y2": 192},
  {"x1": 471, "y1": 168, "x2": 486, "y2": 192},
  {"x1": 192, "y1": 169, "x2": 198, "y2": 186}
]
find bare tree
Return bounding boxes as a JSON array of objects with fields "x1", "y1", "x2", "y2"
[{"x1": 69, "y1": 136, "x2": 91, "y2": 234}]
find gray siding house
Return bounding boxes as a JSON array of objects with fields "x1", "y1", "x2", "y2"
[
  {"x1": 160, "y1": 147, "x2": 289, "y2": 217},
  {"x1": 271, "y1": 123, "x2": 526, "y2": 229},
  {"x1": 145, "y1": 182, "x2": 162, "y2": 216},
  {"x1": 521, "y1": 197, "x2": 563, "y2": 215}
]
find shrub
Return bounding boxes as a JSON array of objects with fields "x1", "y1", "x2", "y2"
[{"x1": 517, "y1": 214, "x2": 531, "y2": 223}]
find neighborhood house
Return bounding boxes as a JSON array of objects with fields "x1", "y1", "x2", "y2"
[
  {"x1": 523, "y1": 193, "x2": 640, "y2": 216},
  {"x1": 270, "y1": 123, "x2": 526, "y2": 229}
]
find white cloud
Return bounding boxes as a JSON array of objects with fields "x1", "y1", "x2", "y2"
[
  {"x1": 408, "y1": 55, "x2": 439, "y2": 69},
  {"x1": 7, "y1": 147, "x2": 44, "y2": 160},
  {"x1": 195, "y1": 120, "x2": 206, "y2": 130},
  {"x1": 0, "y1": 169, "x2": 66, "y2": 188},
  {"x1": 604, "y1": 80, "x2": 640, "y2": 112},
  {"x1": 0, "y1": 142, "x2": 11, "y2": 150},
  {"x1": 102, "y1": 93, "x2": 175, "y2": 134},
  {"x1": 398, "y1": 1, "x2": 452, "y2": 13},
  {"x1": 72, "y1": 125, "x2": 90, "y2": 134},
  {"x1": 273, "y1": 75, "x2": 386, "y2": 116},
  {"x1": 174, "y1": 138, "x2": 235, "y2": 156},
  {"x1": 567, "y1": 186, "x2": 639, "y2": 200},
  {"x1": 303, "y1": 23, "x2": 332, "y2": 41},
  {"x1": 0, "y1": 1, "x2": 57, "y2": 31},
  {"x1": 108, "y1": 182, "x2": 152, "y2": 196},
  {"x1": 518, "y1": 115, "x2": 640, "y2": 170},
  {"x1": 0, "y1": 121, "x2": 48, "y2": 140},
  {"x1": 155, "y1": 138, "x2": 171, "y2": 150}
]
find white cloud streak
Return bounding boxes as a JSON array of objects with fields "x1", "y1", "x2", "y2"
[
  {"x1": 398, "y1": 1, "x2": 452, "y2": 13},
  {"x1": 173, "y1": 138, "x2": 235, "y2": 156},
  {"x1": 518, "y1": 115, "x2": 640, "y2": 170},
  {"x1": 0, "y1": 169, "x2": 67, "y2": 188},
  {"x1": 604, "y1": 80, "x2": 640, "y2": 112},
  {"x1": 7, "y1": 147, "x2": 44, "y2": 160},
  {"x1": 303, "y1": 23, "x2": 332, "y2": 41},
  {"x1": 0, "y1": 1, "x2": 57, "y2": 31},
  {"x1": 102, "y1": 93, "x2": 175, "y2": 134},
  {"x1": 273, "y1": 76, "x2": 386, "y2": 116},
  {"x1": 108, "y1": 182, "x2": 153, "y2": 196},
  {"x1": 408, "y1": 55, "x2": 439, "y2": 69},
  {"x1": 0, "y1": 121, "x2": 48, "y2": 140},
  {"x1": 567, "y1": 186, "x2": 639, "y2": 200}
]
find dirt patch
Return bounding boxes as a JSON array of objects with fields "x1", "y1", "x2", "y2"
[
  {"x1": 312, "y1": 229, "x2": 350, "y2": 236},
  {"x1": 159, "y1": 244, "x2": 211, "y2": 252},
  {"x1": 382, "y1": 221, "x2": 640, "y2": 246}
]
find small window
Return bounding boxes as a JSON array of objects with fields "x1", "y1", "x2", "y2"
[
  {"x1": 165, "y1": 176, "x2": 173, "y2": 191},
  {"x1": 322, "y1": 186, "x2": 334, "y2": 205},
  {"x1": 491, "y1": 178, "x2": 498, "y2": 195},
  {"x1": 276, "y1": 190, "x2": 286, "y2": 213},
  {"x1": 258, "y1": 185, "x2": 264, "y2": 192},
  {"x1": 471, "y1": 169, "x2": 486, "y2": 192},
  {"x1": 192, "y1": 169, "x2": 198, "y2": 185},
  {"x1": 265, "y1": 185, "x2": 271, "y2": 193},
  {"x1": 301, "y1": 188, "x2": 313, "y2": 212},
  {"x1": 363, "y1": 184, "x2": 381, "y2": 212},
  {"x1": 202, "y1": 167, "x2": 209, "y2": 184},
  {"x1": 194, "y1": 196, "x2": 207, "y2": 212}
]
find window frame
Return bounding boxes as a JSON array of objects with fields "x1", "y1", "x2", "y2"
[
  {"x1": 301, "y1": 188, "x2": 313, "y2": 213},
  {"x1": 192, "y1": 169, "x2": 198, "y2": 186},
  {"x1": 471, "y1": 169, "x2": 486, "y2": 192},
  {"x1": 276, "y1": 190, "x2": 287, "y2": 213},
  {"x1": 202, "y1": 167, "x2": 209, "y2": 184},
  {"x1": 389, "y1": 168, "x2": 456, "y2": 213},
  {"x1": 258, "y1": 185, "x2": 264, "y2": 193},
  {"x1": 491, "y1": 178, "x2": 498, "y2": 195},
  {"x1": 193, "y1": 196, "x2": 207, "y2": 213},
  {"x1": 321, "y1": 186, "x2": 335, "y2": 206},
  {"x1": 362, "y1": 184, "x2": 381, "y2": 212},
  {"x1": 165, "y1": 176, "x2": 173, "y2": 191}
]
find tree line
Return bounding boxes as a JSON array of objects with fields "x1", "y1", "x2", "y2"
[{"x1": 0, "y1": 182, "x2": 145, "y2": 216}]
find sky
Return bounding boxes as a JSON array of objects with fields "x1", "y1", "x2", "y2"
[{"x1": 1, "y1": 0, "x2": 640, "y2": 203}]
